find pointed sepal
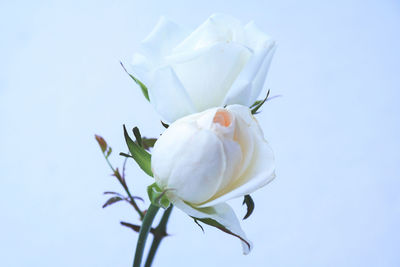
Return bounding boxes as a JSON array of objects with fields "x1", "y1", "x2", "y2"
[
  {"x1": 147, "y1": 183, "x2": 171, "y2": 209},
  {"x1": 242, "y1": 195, "x2": 255, "y2": 220},
  {"x1": 173, "y1": 199, "x2": 252, "y2": 254},
  {"x1": 120, "y1": 62, "x2": 150, "y2": 101},
  {"x1": 123, "y1": 125, "x2": 153, "y2": 177}
]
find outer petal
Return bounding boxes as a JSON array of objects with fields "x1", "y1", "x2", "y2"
[
  {"x1": 224, "y1": 22, "x2": 276, "y2": 106},
  {"x1": 130, "y1": 17, "x2": 190, "y2": 104},
  {"x1": 248, "y1": 45, "x2": 276, "y2": 105},
  {"x1": 244, "y1": 22, "x2": 277, "y2": 104},
  {"x1": 166, "y1": 129, "x2": 226, "y2": 204},
  {"x1": 147, "y1": 66, "x2": 196, "y2": 123},
  {"x1": 173, "y1": 13, "x2": 244, "y2": 53},
  {"x1": 243, "y1": 21, "x2": 274, "y2": 51},
  {"x1": 199, "y1": 105, "x2": 275, "y2": 207},
  {"x1": 202, "y1": 137, "x2": 275, "y2": 207},
  {"x1": 151, "y1": 122, "x2": 199, "y2": 189},
  {"x1": 130, "y1": 53, "x2": 152, "y2": 87},
  {"x1": 223, "y1": 47, "x2": 270, "y2": 107},
  {"x1": 140, "y1": 16, "x2": 189, "y2": 65},
  {"x1": 172, "y1": 198, "x2": 252, "y2": 254},
  {"x1": 170, "y1": 42, "x2": 251, "y2": 112}
]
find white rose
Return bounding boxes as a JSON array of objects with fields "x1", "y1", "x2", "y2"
[
  {"x1": 131, "y1": 14, "x2": 276, "y2": 123},
  {"x1": 151, "y1": 105, "x2": 275, "y2": 254}
]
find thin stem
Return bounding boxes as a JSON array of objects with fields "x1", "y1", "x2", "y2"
[
  {"x1": 133, "y1": 203, "x2": 160, "y2": 267},
  {"x1": 144, "y1": 205, "x2": 173, "y2": 267},
  {"x1": 121, "y1": 181, "x2": 145, "y2": 220},
  {"x1": 103, "y1": 153, "x2": 144, "y2": 219}
]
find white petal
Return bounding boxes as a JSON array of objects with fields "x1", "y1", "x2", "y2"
[
  {"x1": 223, "y1": 47, "x2": 270, "y2": 107},
  {"x1": 173, "y1": 198, "x2": 252, "y2": 254},
  {"x1": 199, "y1": 105, "x2": 275, "y2": 207},
  {"x1": 194, "y1": 108, "x2": 243, "y2": 193},
  {"x1": 173, "y1": 13, "x2": 244, "y2": 53},
  {"x1": 243, "y1": 21, "x2": 274, "y2": 51},
  {"x1": 216, "y1": 138, "x2": 243, "y2": 190},
  {"x1": 224, "y1": 22, "x2": 276, "y2": 106},
  {"x1": 248, "y1": 45, "x2": 276, "y2": 104},
  {"x1": 203, "y1": 138, "x2": 275, "y2": 207},
  {"x1": 152, "y1": 123, "x2": 199, "y2": 189},
  {"x1": 166, "y1": 129, "x2": 226, "y2": 204},
  {"x1": 140, "y1": 17, "x2": 189, "y2": 65},
  {"x1": 228, "y1": 105, "x2": 257, "y2": 178},
  {"x1": 147, "y1": 66, "x2": 196, "y2": 123},
  {"x1": 130, "y1": 18, "x2": 189, "y2": 96},
  {"x1": 171, "y1": 42, "x2": 251, "y2": 112}
]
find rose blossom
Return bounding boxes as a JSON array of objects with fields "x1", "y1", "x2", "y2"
[
  {"x1": 151, "y1": 105, "x2": 275, "y2": 253},
  {"x1": 131, "y1": 14, "x2": 276, "y2": 123}
]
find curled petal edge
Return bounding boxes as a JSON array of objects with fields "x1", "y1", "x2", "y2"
[{"x1": 172, "y1": 198, "x2": 252, "y2": 254}]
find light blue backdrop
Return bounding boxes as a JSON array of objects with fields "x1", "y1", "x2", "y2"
[{"x1": 1, "y1": 0, "x2": 399, "y2": 266}]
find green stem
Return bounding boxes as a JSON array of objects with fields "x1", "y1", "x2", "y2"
[
  {"x1": 144, "y1": 205, "x2": 173, "y2": 267},
  {"x1": 133, "y1": 204, "x2": 160, "y2": 267}
]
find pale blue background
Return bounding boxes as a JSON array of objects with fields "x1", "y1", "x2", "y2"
[{"x1": 1, "y1": 0, "x2": 399, "y2": 266}]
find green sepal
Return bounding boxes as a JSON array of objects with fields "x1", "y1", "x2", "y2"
[
  {"x1": 251, "y1": 89, "x2": 270, "y2": 114},
  {"x1": 192, "y1": 217, "x2": 251, "y2": 250},
  {"x1": 242, "y1": 195, "x2": 255, "y2": 220},
  {"x1": 120, "y1": 62, "x2": 150, "y2": 101},
  {"x1": 123, "y1": 125, "x2": 153, "y2": 177},
  {"x1": 132, "y1": 127, "x2": 143, "y2": 147},
  {"x1": 147, "y1": 183, "x2": 170, "y2": 209}
]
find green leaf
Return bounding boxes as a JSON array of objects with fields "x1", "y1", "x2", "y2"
[
  {"x1": 119, "y1": 152, "x2": 132, "y2": 158},
  {"x1": 120, "y1": 62, "x2": 150, "y2": 101},
  {"x1": 95, "y1": 135, "x2": 108, "y2": 153},
  {"x1": 161, "y1": 121, "x2": 169, "y2": 129},
  {"x1": 193, "y1": 218, "x2": 204, "y2": 233},
  {"x1": 102, "y1": 196, "x2": 123, "y2": 208},
  {"x1": 251, "y1": 89, "x2": 270, "y2": 114},
  {"x1": 242, "y1": 195, "x2": 255, "y2": 220},
  {"x1": 193, "y1": 217, "x2": 251, "y2": 251},
  {"x1": 250, "y1": 100, "x2": 262, "y2": 109},
  {"x1": 132, "y1": 127, "x2": 143, "y2": 147},
  {"x1": 123, "y1": 125, "x2": 153, "y2": 177},
  {"x1": 147, "y1": 183, "x2": 170, "y2": 209}
]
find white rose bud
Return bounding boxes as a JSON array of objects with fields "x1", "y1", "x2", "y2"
[
  {"x1": 151, "y1": 105, "x2": 275, "y2": 254},
  {"x1": 131, "y1": 14, "x2": 276, "y2": 123}
]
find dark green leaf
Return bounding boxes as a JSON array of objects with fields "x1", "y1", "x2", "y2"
[
  {"x1": 119, "y1": 152, "x2": 132, "y2": 158},
  {"x1": 193, "y1": 218, "x2": 204, "y2": 233},
  {"x1": 251, "y1": 89, "x2": 270, "y2": 114},
  {"x1": 194, "y1": 217, "x2": 251, "y2": 251},
  {"x1": 102, "y1": 196, "x2": 123, "y2": 208},
  {"x1": 161, "y1": 121, "x2": 169, "y2": 129},
  {"x1": 242, "y1": 195, "x2": 255, "y2": 220},
  {"x1": 123, "y1": 125, "x2": 153, "y2": 177},
  {"x1": 132, "y1": 127, "x2": 142, "y2": 147},
  {"x1": 95, "y1": 135, "x2": 107, "y2": 153},
  {"x1": 250, "y1": 100, "x2": 262, "y2": 108},
  {"x1": 120, "y1": 62, "x2": 150, "y2": 101}
]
